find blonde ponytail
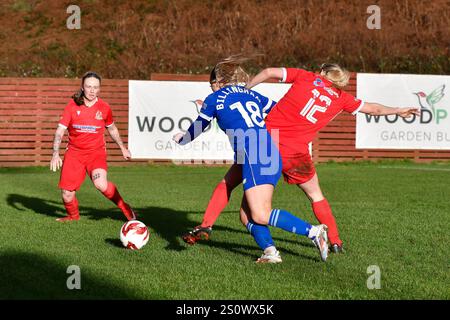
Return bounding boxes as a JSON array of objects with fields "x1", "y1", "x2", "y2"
[
  {"x1": 214, "y1": 54, "x2": 254, "y2": 86},
  {"x1": 320, "y1": 63, "x2": 350, "y2": 89}
]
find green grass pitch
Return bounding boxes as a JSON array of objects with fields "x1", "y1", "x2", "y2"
[{"x1": 0, "y1": 161, "x2": 448, "y2": 299}]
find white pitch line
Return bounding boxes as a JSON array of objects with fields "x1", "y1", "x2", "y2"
[{"x1": 379, "y1": 166, "x2": 450, "y2": 172}]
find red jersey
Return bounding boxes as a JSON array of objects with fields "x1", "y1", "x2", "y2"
[
  {"x1": 266, "y1": 68, "x2": 364, "y2": 156},
  {"x1": 58, "y1": 98, "x2": 114, "y2": 152}
]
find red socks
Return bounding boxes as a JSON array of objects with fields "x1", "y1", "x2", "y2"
[
  {"x1": 63, "y1": 196, "x2": 79, "y2": 220},
  {"x1": 102, "y1": 182, "x2": 125, "y2": 208},
  {"x1": 102, "y1": 182, "x2": 135, "y2": 220},
  {"x1": 312, "y1": 198, "x2": 342, "y2": 246},
  {"x1": 60, "y1": 183, "x2": 133, "y2": 222},
  {"x1": 201, "y1": 181, "x2": 231, "y2": 228}
]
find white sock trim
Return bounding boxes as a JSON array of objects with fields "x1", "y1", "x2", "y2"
[
  {"x1": 264, "y1": 246, "x2": 277, "y2": 255},
  {"x1": 308, "y1": 225, "x2": 319, "y2": 239}
]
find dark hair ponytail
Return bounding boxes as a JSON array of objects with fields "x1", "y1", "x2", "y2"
[
  {"x1": 72, "y1": 88, "x2": 84, "y2": 106},
  {"x1": 210, "y1": 67, "x2": 217, "y2": 83},
  {"x1": 71, "y1": 71, "x2": 102, "y2": 106}
]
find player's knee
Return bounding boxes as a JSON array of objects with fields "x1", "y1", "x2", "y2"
[
  {"x1": 62, "y1": 190, "x2": 75, "y2": 203},
  {"x1": 306, "y1": 190, "x2": 325, "y2": 203},
  {"x1": 300, "y1": 185, "x2": 324, "y2": 202},
  {"x1": 94, "y1": 180, "x2": 107, "y2": 192},
  {"x1": 251, "y1": 209, "x2": 271, "y2": 225}
]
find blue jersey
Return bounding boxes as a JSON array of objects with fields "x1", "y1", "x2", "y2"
[
  {"x1": 200, "y1": 85, "x2": 274, "y2": 132},
  {"x1": 199, "y1": 85, "x2": 275, "y2": 152},
  {"x1": 178, "y1": 85, "x2": 281, "y2": 191}
]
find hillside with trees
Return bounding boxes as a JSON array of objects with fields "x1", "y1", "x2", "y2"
[{"x1": 0, "y1": 0, "x2": 448, "y2": 78}]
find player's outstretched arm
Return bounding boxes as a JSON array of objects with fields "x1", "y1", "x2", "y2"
[
  {"x1": 173, "y1": 115, "x2": 211, "y2": 145},
  {"x1": 246, "y1": 68, "x2": 284, "y2": 89},
  {"x1": 107, "y1": 124, "x2": 131, "y2": 160},
  {"x1": 50, "y1": 125, "x2": 66, "y2": 172},
  {"x1": 360, "y1": 102, "x2": 420, "y2": 118}
]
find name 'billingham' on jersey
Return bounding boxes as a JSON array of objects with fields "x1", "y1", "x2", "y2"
[{"x1": 213, "y1": 86, "x2": 263, "y2": 110}]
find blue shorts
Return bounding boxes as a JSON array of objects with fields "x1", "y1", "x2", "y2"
[{"x1": 237, "y1": 133, "x2": 282, "y2": 191}]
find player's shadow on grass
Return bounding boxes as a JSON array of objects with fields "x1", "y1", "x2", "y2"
[
  {"x1": 136, "y1": 206, "x2": 206, "y2": 252},
  {"x1": 202, "y1": 218, "x2": 315, "y2": 250},
  {"x1": 6, "y1": 194, "x2": 202, "y2": 251},
  {"x1": 200, "y1": 239, "x2": 320, "y2": 263},
  {"x1": 182, "y1": 209, "x2": 316, "y2": 249},
  {"x1": 6, "y1": 194, "x2": 314, "y2": 255},
  {"x1": 0, "y1": 251, "x2": 157, "y2": 299},
  {"x1": 7, "y1": 194, "x2": 64, "y2": 219},
  {"x1": 6, "y1": 193, "x2": 137, "y2": 222},
  {"x1": 135, "y1": 207, "x2": 318, "y2": 261}
]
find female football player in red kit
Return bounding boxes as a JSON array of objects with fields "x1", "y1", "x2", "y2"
[
  {"x1": 183, "y1": 63, "x2": 419, "y2": 253},
  {"x1": 50, "y1": 71, "x2": 136, "y2": 222}
]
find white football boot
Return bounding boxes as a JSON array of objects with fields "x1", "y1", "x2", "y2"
[
  {"x1": 256, "y1": 247, "x2": 282, "y2": 264},
  {"x1": 309, "y1": 224, "x2": 329, "y2": 262}
]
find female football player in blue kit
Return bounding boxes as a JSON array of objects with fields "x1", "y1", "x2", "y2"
[{"x1": 173, "y1": 56, "x2": 329, "y2": 263}]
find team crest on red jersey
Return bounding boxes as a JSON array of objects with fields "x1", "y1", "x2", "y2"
[
  {"x1": 313, "y1": 78, "x2": 325, "y2": 87},
  {"x1": 95, "y1": 111, "x2": 103, "y2": 120}
]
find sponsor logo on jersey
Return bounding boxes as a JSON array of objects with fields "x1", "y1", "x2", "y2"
[{"x1": 73, "y1": 124, "x2": 101, "y2": 133}]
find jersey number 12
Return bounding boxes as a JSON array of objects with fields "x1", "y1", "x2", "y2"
[{"x1": 300, "y1": 89, "x2": 332, "y2": 124}]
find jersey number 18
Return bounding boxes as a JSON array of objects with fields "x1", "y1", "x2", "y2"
[{"x1": 229, "y1": 101, "x2": 264, "y2": 128}]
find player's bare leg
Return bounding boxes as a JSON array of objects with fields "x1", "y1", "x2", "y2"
[
  {"x1": 239, "y1": 198, "x2": 250, "y2": 227},
  {"x1": 57, "y1": 189, "x2": 80, "y2": 222},
  {"x1": 243, "y1": 184, "x2": 274, "y2": 225},
  {"x1": 92, "y1": 168, "x2": 136, "y2": 221},
  {"x1": 298, "y1": 174, "x2": 344, "y2": 253},
  {"x1": 240, "y1": 194, "x2": 281, "y2": 264},
  {"x1": 245, "y1": 184, "x2": 329, "y2": 262}
]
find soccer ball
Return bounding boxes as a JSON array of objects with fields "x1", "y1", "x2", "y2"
[{"x1": 120, "y1": 220, "x2": 149, "y2": 250}]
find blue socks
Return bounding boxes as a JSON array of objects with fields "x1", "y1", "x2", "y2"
[
  {"x1": 246, "y1": 209, "x2": 313, "y2": 250},
  {"x1": 268, "y1": 209, "x2": 312, "y2": 236},
  {"x1": 246, "y1": 221, "x2": 275, "y2": 250}
]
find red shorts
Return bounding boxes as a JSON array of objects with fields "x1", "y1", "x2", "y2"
[
  {"x1": 279, "y1": 143, "x2": 316, "y2": 185},
  {"x1": 58, "y1": 149, "x2": 108, "y2": 191}
]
